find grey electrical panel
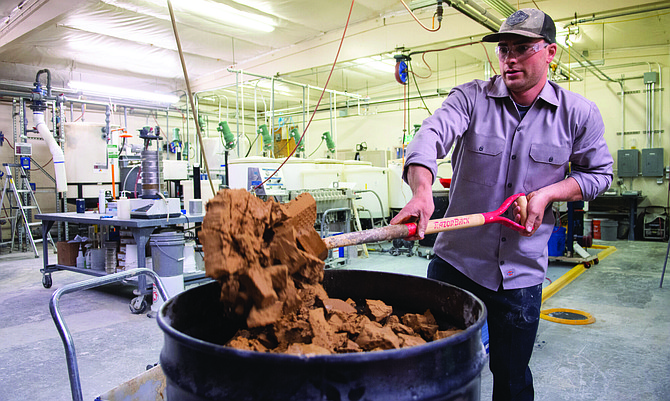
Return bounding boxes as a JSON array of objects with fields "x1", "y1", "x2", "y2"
[
  {"x1": 644, "y1": 72, "x2": 659, "y2": 84},
  {"x1": 641, "y1": 148, "x2": 664, "y2": 177},
  {"x1": 618, "y1": 149, "x2": 639, "y2": 177}
]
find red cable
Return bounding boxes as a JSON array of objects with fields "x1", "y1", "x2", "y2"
[
  {"x1": 408, "y1": 41, "x2": 481, "y2": 80},
  {"x1": 253, "y1": 0, "x2": 356, "y2": 191},
  {"x1": 31, "y1": 157, "x2": 53, "y2": 170}
]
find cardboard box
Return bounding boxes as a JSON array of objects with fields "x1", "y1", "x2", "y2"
[{"x1": 57, "y1": 242, "x2": 80, "y2": 267}]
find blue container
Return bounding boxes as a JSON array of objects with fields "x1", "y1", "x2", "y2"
[{"x1": 548, "y1": 226, "x2": 566, "y2": 257}]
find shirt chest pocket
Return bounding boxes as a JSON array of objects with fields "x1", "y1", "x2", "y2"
[
  {"x1": 461, "y1": 135, "x2": 505, "y2": 187},
  {"x1": 523, "y1": 144, "x2": 571, "y2": 192}
]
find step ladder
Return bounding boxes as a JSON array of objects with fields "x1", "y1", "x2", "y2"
[{"x1": 0, "y1": 163, "x2": 56, "y2": 257}]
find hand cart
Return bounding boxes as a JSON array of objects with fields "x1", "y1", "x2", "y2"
[{"x1": 50, "y1": 268, "x2": 168, "y2": 401}]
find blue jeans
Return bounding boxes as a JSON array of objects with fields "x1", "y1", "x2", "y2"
[{"x1": 427, "y1": 257, "x2": 542, "y2": 401}]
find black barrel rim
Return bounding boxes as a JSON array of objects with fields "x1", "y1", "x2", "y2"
[{"x1": 157, "y1": 270, "x2": 487, "y2": 363}]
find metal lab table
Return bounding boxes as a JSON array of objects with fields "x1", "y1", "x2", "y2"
[
  {"x1": 36, "y1": 212, "x2": 204, "y2": 312},
  {"x1": 589, "y1": 194, "x2": 645, "y2": 240}
]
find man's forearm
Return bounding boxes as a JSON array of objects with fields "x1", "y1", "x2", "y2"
[
  {"x1": 406, "y1": 164, "x2": 434, "y2": 197},
  {"x1": 533, "y1": 177, "x2": 583, "y2": 204}
]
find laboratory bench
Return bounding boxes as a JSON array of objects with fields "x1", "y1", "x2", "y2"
[{"x1": 36, "y1": 212, "x2": 204, "y2": 313}]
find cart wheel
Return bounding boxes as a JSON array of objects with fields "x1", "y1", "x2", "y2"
[
  {"x1": 594, "y1": 258, "x2": 599, "y2": 265},
  {"x1": 129, "y1": 296, "x2": 148, "y2": 314},
  {"x1": 584, "y1": 262, "x2": 591, "y2": 269},
  {"x1": 42, "y1": 274, "x2": 52, "y2": 289}
]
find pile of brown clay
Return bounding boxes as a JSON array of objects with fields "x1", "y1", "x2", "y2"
[
  {"x1": 200, "y1": 189, "x2": 462, "y2": 355},
  {"x1": 228, "y1": 298, "x2": 463, "y2": 355}
]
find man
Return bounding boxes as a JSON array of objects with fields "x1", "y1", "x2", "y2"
[{"x1": 390, "y1": 9, "x2": 613, "y2": 401}]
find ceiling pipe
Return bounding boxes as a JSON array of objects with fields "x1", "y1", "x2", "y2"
[
  {"x1": 482, "y1": 0, "x2": 515, "y2": 17},
  {"x1": 564, "y1": 2, "x2": 670, "y2": 27},
  {"x1": 443, "y1": 0, "x2": 501, "y2": 32},
  {"x1": 442, "y1": 0, "x2": 584, "y2": 82},
  {"x1": 225, "y1": 68, "x2": 363, "y2": 99}
]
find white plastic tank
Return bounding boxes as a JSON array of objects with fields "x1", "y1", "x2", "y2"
[
  {"x1": 201, "y1": 137, "x2": 225, "y2": 171},
  {"x1": 226, "y1": 156, "x2": 280, "y2": 190},
  {"x1": 388, "y1": 160, "x2": 412, "y2": 209},
  {"x1": 300, "y1": 158, "x2": 344, "y2": 189},
  {"x1": 342, "y1": 165, "x2": 389, "y2": 219},
  {"x1": 63, "y1": 122, "x2": 119, "y2": 197},
  {"x1": 281, "y1": 158, "x2": 316, "y2": 190},
  {"x1": 312, "y1": 158, "x2": 345, "y2": 170}
]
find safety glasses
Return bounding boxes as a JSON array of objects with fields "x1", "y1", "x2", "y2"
[{"x1": 495, "y1": 42, "x2": 549, "y2": 61}]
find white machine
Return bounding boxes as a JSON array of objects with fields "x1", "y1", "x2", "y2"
[
  {"x1": 63, "y1": 122, "x2": 118, "y2": 198},
  {"x1": 129, "y1": 198, "x2": 182, "y2": 219},
  {"x1": 248, "y1": 166, "x2": 287, "y2": 197}
]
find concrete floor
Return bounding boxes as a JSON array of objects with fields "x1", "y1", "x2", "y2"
[{"x1": 0, "y1": 239, "x2": 668, "y2": 400}]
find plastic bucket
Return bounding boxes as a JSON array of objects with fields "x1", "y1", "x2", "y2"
[
  {"x1": 87, "y1": 249, "x2": 106, "y2": 271},
  {"x1": 150, "y1": 232, "x2": 185, "y2": 277},
  {"x1": 150, "y1": 231, "x2": 185, "y2": 312},
  {"x1": 601, "y1": 220, "x2": 618, "y2": 241},
  {"x1": 583, "y1": 218, "x2": 593, "y2": 237}
]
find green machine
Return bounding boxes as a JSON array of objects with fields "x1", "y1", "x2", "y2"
[
  {"x1": 289, "y1": 127, "x2": 304, "y2": 153},
  {"x1": 257, "y1": 124, "x2": 273, "y2": 152},
  {"x1": 217, "y1": 121, "x2": 236, "y2": 150},
  {"x1": 322, "y1": 131, "x2": 336, "y2": 154}
]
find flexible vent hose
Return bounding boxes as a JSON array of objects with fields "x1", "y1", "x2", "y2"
[{"x1": 33, "y1": 111, "x2": 67, "y2": 192}]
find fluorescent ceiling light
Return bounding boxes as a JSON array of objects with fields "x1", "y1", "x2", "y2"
[
  {"x1": 355, "y1": 57, "x2": 396, "y2": 73},
  {"x1": 68, "y1": 81, "x2": 180, "y2": 104},
  {"x1": 556, "y1": 25, "x2": 581, "y2": 47},
  {"x1": 147, "y1": 0, "x2": 276, "y2": 32}
]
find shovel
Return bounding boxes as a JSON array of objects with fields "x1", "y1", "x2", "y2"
[{"x1": 323, "y1": 193, "x2": 528, "y2": 249}]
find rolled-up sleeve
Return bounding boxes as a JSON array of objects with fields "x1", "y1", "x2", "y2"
[{"x1": 568, "y1": 102, "x2": 614, "y2": 201}]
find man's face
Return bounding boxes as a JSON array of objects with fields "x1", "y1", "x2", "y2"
[{"x1": 497, "y1": 34, "x2": 556, "y2": 96}]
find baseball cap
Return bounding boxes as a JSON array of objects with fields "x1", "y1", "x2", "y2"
[{"x1": 482, "y1": 9, "x2": 556, "y2": 44}]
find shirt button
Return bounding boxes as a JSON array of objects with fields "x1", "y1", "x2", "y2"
[
  {"x1": 479, "y1": 146, "x2": 484, "y2": 151},
  {"x1": 501, "y1": 237, "x2": 507, "y2": 242},
  {"x1": 500, "y1": 261, "x2": 506, "y2": 265},
  {"x1": 549, "y1": 156, "x2": 554, "y2": 162},
  {"x1": 511, "y1": 155, "x2": 517, "y2": 160},
  {"x1": 507, "y1": 183, "x2": 512, "y2": 188}
]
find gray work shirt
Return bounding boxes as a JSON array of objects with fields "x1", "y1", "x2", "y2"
[{"x1": 404, "y1": 76, "x2": 613, "y2": 290}]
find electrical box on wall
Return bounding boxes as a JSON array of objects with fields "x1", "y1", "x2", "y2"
[
  {"x1": 643, "y1": 72, "x2": 659, "y2": 84},
  {"x1": 618, "y1": 149, "x2": 639, "y2": 177},
  {"x1": 641, "y1": 148, "x2": 664, "y2": 177}
]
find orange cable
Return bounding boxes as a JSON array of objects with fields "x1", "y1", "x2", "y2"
[{"x1": 400, "y1": 0, "x2": 441, "y2": 32}]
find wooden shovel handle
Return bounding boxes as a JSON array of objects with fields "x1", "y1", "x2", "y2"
[
  {"x1": 322, "y1": 193, "x2": 527, "y2": 250},
  {"x1": 323, "y1": 224, "x2": 410, "y2": 249}
]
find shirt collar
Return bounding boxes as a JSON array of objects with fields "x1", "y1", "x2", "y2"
[{"x1": 488, "y1": 76, "x2": 560, "y2": 107}]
